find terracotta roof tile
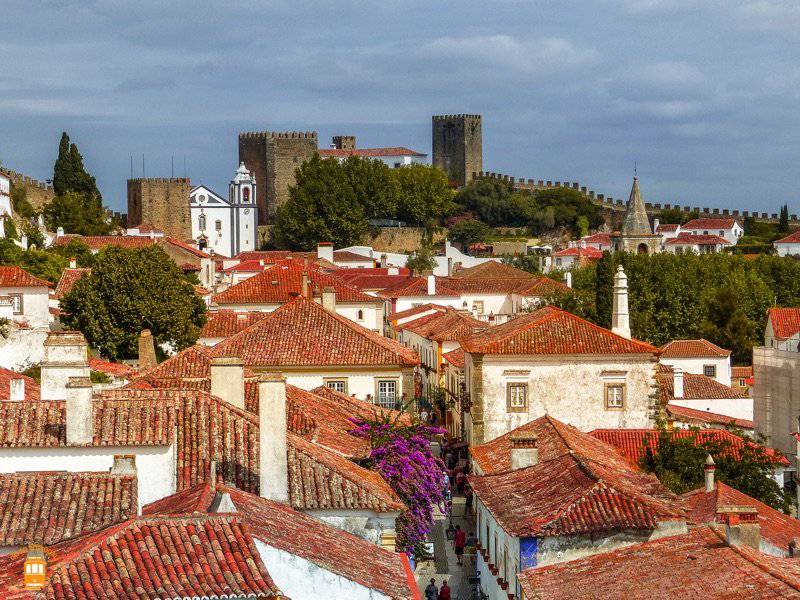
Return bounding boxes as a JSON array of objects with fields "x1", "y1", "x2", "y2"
[
  {"x1": 775, "y1": 230, "x2": 800, "y2": 244},
  {"x1": 682, "y1": 217, "x2": 739, "y2": 230},
  {"x1": 552, "y1": 246, "x2": 604, "y2": 259},
  {"x1": 460, "y1": 306, "x2": 659, "y2": 355},
  {"x1": 390, "y1": 303, "x2": 450, "y2": 322},
  {"x1": 768, "y1": 307, "x2": 800, "y2": 340},
  {"x1": 656, "y1": 223, "x2": 680, "y2": 232},
  {"x1": 0, "y1": 471, "x2": 136, "y2": 546},
  {"x1": 659, "y1": 366, "x2": 746, "y2": 400},
  {"x1": 0, "y1": 369, "x2": 39, "y2": 401},
  {"x1": 442, "y1": 347, "x2": 465, "y2": 368},
  {"x1": 54, "y1": 267, "x2": 90, "y2": 299},
  {"x1": 683, "y1": 481, "x2": 800, "y2": 553},
  {"x1": 399, "y1": 308, "x2": 486, "y2": 342},
  {"x1": 87, "y1": 357, "x2": 135, "y2": 378},
  {"x1": 221, "y1": 259, "x2": 269, "y2": 273},
  {"x1": 333, "y1": 249, "x2": 374, "y2": 262},
  {"x1": 200, "y1": 310, "x2": 270, "y2": 339},
  {"x1": 339, "y1": 273, "x2": 413, "y2": 291},
  {"x1": 517, "y1": 526, "x2": 800, "y2": 599},
  {"x1": 318, "y1": 146, "x2": 425, "y2": 158},
  {"x1": 0, "y1": 266, "x2": 51, "y2": 289},
  {"x1": 213, "y1": 259, "x2": 377, "y2": 305},
  {"x1": 665, "y1": 233, "x2": 730, "y2": 246},
  {"x1": 581, "y1": 232, "x2": 612, "y2": 245},
  {"x1": 213, "y1": 297, "x2": 418, "y2": 367},
  {"x1": 660, "y1": 339, "x2": 731, "y2": 358},
  {"x1": 450, "y1": 261, "x2": 531, "y2": 279},
  {"x1": 666, "y1": 403, "x2": 754, "y2": 429},
  {"x1": 732, "y1": 366, "x2": 753, "y2": 378}
]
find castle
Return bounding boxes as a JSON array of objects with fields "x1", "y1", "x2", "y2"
[
  {"x1": 126, "y1": 178, "x2": 192, "y2": 240},
  {"x1": 431, "y1": 114, "x2": 482, "y2": 187}
]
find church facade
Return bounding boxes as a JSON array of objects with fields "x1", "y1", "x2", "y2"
[{"x1": 189, "y1": 163, "x2": 258, "y2": 257}]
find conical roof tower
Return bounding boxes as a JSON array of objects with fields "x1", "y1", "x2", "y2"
[{"x1": 622, "y1": 176, "x2": 651, "y2": 235}]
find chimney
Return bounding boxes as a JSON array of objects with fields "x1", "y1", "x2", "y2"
[
  {"x1": 9, "y1": 378, "x2": 24, "y2": 401},
  {"x1": 611, "y1": 265, "x2": 631, "y2": 339},
  {"x1": 69, "y1": 257, "x2": 77, "y2": 269},
  {"x1": 56, "y1": 226, "x2": 64, "y2": 238},
  {"x1": 301, "y1": 271, "x2": 309, "y2": 298},
  {"x1": 704, "y1": 454, "x2": 716, "y2": 492},
  {"x1": 23, "y1": 544, "x2": 46, "y2": 590},
  {"x1": 789, "y1": 538, "x2": 800, "y2": 558},
  {"x1": 111, "y1": 455, "x2": 137, "y2": 476},
  {"x1": 564, "y1": 271, "x2": 572, "y2": 288},
  {"x1": 719, "y1": 506, "x2": 760, "y2": 551},
  {"x1": 258, "y1": 373, "x2": 289, "y2": 503},
  {"x1": 40, "y1": 331, "x2": 90, "y2": 401},
  {"x1": 673, "y1": 368, "x2": 684, "y2": 399},
  {"x1": 65, "y1": 376, "x2": 93, "y2": 445},
  {"x1": 447, "y1": 257, "x2": 453, "y2": 276},
  {"x1": 380, "y1": 253, "x2": 388, "y2": 269},
  {"x1": 317, "y1": 242, "x2": 334, "y2": 264},
  {"x1": 653, "y1": 218, "x2": 660, "y2": 234},
  {"x1": 137, "y1": 330, "x2": 157, "y2": 371},
  {"x1": 210, "y1": 356, "x2": 245, "y2": 410},
  {"x1": 321, "y1": 287, "x2": 337, "y2": 312},
  {"x1": 509, "y1": 433, "x2": 538, "y2": 470},
  {"x1": 259, "y1": 259, "x2": 265, "y2": 267},
  {"x1": 427, "y1": 274, "x2": 436, "y2": 296}
]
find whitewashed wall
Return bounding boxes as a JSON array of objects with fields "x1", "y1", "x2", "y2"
[
  {"x1": 660, "y1": 355, "x2": 731, "y2": 386},
  {"x1": 0, "y1": 328, "x2": 47, "y2": 371}
]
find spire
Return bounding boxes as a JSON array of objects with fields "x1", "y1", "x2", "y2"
[{"x1": 622, "y1": 176, "x2": 651, "y2": 235}]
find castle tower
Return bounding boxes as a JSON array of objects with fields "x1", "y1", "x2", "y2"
[
  {"x1": 127, "y1": 178, "x2": 191, "y2": 240},
  {"x1": 432, "y1": 114, "x2": 482, "y2": 187},
  {"x1": 228, "y1": 162, "x2": 258, "y2": 255},
  {"x1": 610, "y1": 176, "x2": 662, "y2": 254},
  {"x1": 238, "y1": 131, "x2": 318, "y2": 225},
  {"x1": 331, "y1": 135, "x2": 356, "y2": 150}
]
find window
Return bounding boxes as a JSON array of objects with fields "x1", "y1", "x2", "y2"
[
  {"x1": 324, "y1": 378, "x2": 348, "y2": 394},
  {"x1": 198, "y1": 214, "x2": 206, "y2": 231},
  {"x1": 242, "y1": 187, "x2": 250, "y2": 202},
  {"x1": 357, "y1": 309, "x2": 364, "y2": 321},
  {"x1": 506, "y1": 382, "x2": 528, "y2": 413},
  {"x1": 473, "y1": 301, "x2": 484, "y2": 315},
  {"x1": 703, "y1": 364, "x2": 716, "y2": 378},
  {"x1": 719, "y1": 230, "x2": 724, "y2": 236},
  {"x1": 9, "y1": 294, "x2": 22, "y2": 315},
  {"x1": 377, "y1": 379, "x2": 397, "y2": 409},
  {"x1": 215, "y1": 220, "x2": 222, "y2": 232},
  {"x1": 394, "y1": 162, "x2": 401, "y2": 168},
  {"x1": 739, "y1": 378, "x2": 746, "y2": 386},
  {"x1": 605, "y1": 383, "x2": 625, "y2": 409}
]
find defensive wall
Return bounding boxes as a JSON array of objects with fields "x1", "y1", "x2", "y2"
[{"x1": 0, "y1": 167, "x2": 56, "y2": 210}]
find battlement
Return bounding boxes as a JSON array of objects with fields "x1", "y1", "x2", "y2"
[
  {"x1": 239, "y1": 131, "x2": 318, "y2": 140},
  {"x1": 432, "y1": 114, "x2": 482, "y2": 121},
  {"x1": 127, "y1": 177, "x2": 190, "y2": 184},
  {"x1": 472, "y1": 171, "x2": 798, "y2": 224},
  {"x1": 0, "y1": 168, "x2": 53, "y2": 191}
]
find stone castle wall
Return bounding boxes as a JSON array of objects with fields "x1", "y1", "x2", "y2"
[
  {"x1": 239, "y1": 131, "x2": 318, "y2": 225},
  {"x1": 473, "y1": 171, "x2": 798, "y2": 224},
  {"x1": 365, "y1": 227, "x2": 447, "y2": 253},
  {"x1": 0, "y1": 168, "x2": 56, "y2": 210},
  {"x1": 126, "y1": 178, "x2": 192, "y2": 240},
  {"x1": 432, "y1": 114, "x2": 482, "y2": 187}
]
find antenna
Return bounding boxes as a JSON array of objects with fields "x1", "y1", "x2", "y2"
[
  {"x1": 183, "y1": 155, "x2": 187, "y2": 178},
  {"x1": 142, "y1": 154, "x2": 145, "y2": 178},
  {"x1": 171, "y1": 155, "x2": 174, "y2": 178},
  {"x1": 634, "y1": 161, "x2": 637, "y2": 178},
  {"x1": 130, "y1": 155, "x2": 133, "y2": 179}
]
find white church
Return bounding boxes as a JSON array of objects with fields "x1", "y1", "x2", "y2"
[{"x1": 189, "y1": 163, "x2": 258, "y2": 257}]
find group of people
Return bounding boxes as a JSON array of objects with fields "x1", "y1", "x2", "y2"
[{"x1": 425, "y1": 578, "x2": 451, "y2": 600}]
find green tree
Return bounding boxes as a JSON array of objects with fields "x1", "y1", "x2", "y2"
[
  {"x1": 641, "y1": 427, "x2": 790, "y2": 512},
  {"x1": 779, "y1": 204, "x2": 790, "y2": 233},
  {"x1": 448, "y1": 219, "x2": 493, "y2": 250},
  {"x1": 0, "y1": 238, "x2": 68, "y2": 283},
  {"x1": 10, "y1": 185, "x2": 35, "y2": 219},
  {"x1": 341, "y1": 156, "x2": 399, "y2": 220},
  {"x1": 272, "y1": 155, "x2": 369, "y2": 249},
  {"x1": 454, "y1": 178, "x2": 531, "y2": 227},
  {"x1": 47, "y1": 239, "x2": 95, "y2": 268},
  {"x1": 528, "y1": 187, "x2": 604, "y2": 236},
  {"x1": 656, "y1": 208, "x2": 699, "y2": 226},
  {"x1": 405, "y1": 247, "x2": 437, "y2": 275},
  {"x1": 43, "y1": 191, "x2": 111, "y2": 236},
  {"x1": 392, "y1": 164, "x2": 455, "y2": 227},
  {"x1": 52, "y1": 132, "x2": 101, "y2": 199},
  {"x1": 502, "y1": 254, "x2": 541, "y2": 274},
  {"x1": 699, "y1": 285, "x2": 757, "y2": 363},
  {"x1": 60, "y1": 246, "x2": 206, "y2": 359}
]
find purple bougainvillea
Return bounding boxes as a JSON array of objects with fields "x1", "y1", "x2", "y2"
[{"x1": 349, "y1": 418, "x2": 447, "y2": 554}]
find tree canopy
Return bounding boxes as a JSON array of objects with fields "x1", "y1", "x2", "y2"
[
  {"x1": 53, "y1": 132, "x2": 101, "y2": 199},
  {"x1": 448, "y1": 219, "x2": 493, "y2": 250},
  {"x1": 60, "y1": 246, "x2": 206, "y2": 359}
]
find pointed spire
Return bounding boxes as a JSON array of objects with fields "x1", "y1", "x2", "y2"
[{"x1": 622, "y1": 176, "x2": 652, "y2": 235}]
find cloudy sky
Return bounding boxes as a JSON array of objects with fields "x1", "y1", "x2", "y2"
[{"x1": 1, "y1": 0, "x2": 798, "y2": 213}]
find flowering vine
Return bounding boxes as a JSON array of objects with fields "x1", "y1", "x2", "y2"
[{"x1": 349, "y1": 416, "x2": 447, "y2": 555}]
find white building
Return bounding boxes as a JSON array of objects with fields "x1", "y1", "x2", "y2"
[
  {"x1": 318, "y1": 136, "x2": 427, "y2": 168},
  {"x1": 680, "y1": 217, "x2": 743, "y2": 245},
  {"x1": 190, "y1": 163, "x2": 258, "y2": 258},
  {"x1": 660, "y1": 366, "x2": 752, "y2": 423},
  {"x1": 765, "y1": 307, "x2": 800, "y2": 352},
  {"x1": 0, "y1": 265, "x2": 51, "y2": 329},
  {"x1": 664, "y1": 233, "x2": 730, "y2": 254},
  {"x1": 659, "y1": 339, "x2": 732, "y2": 386},
  {"x1": 0, "y1": 172, "x2": 11, "y2": 219},
  {"x1": 774, "y1": 230, "x2": 800, "y2": 257}
]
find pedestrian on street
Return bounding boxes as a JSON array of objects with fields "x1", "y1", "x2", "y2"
[
  {"x1": 438, "y1": 580, "x2": 451, "y2": 600},
  {"x1": 453, "y1": 525, "x2": 466, "y2": 566},
  {"x1": 464, "y1": 485, "x2": 473, "y2": 516},
  {"x1": 455, "y1": 470, "x2": 466, "y2": 494},
  {"x1": 425, "y1": 578, "x2": 438, "y2": 600}
]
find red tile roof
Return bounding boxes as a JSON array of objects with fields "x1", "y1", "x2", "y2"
[
  {"x1": 450, "y1": 261, "x2": 530, "y2": 279},
  {"x1": 0, "y1": 471, "x2": 137, "y2": 546},
  {"x1": 54, "y1": 267, "x2": 90, "y2": 299},
  {"x1": 0, "y1": 266, "x2": 51, "y2": 289},
  {"x1": 732, "y1": 366, "x2": 753, "y2": 379},
  {"x1": 581, "y1": 232, "x2": 613, "y2": 245},
  {"x1": 213, "y1": 296, "x2": 419, "y2": 367},
  {"x1": 87, "y1": 357, "x2": 136, "y2": 378},
  {"x1": 389, "y1": 303, "x2": 450, "y2": 322},
  {"x1": 0, "y1": 515, "x2": 281, "y2": 599},
  {"x1": 768, "y1": 307, "x2": 800, "y2": 340},
  {"x1": 221, "y1": 259, "x2": 269, "y2": 273},
  {"x1": 666, "y1": 403, "x2": 754, "y2": 429},
  {"x1": 683, "y1": 481, "x2": 800, "y2": 554},
  {"x1": 200, "y1": 310, "x2": 270, "y2": 339},
  {"x1": 775, "y1": 230, "x2": 800, "y2": 244},
  {"x1": 517, "y1": 526, "x2": 800, "y2": 599},
  {"x1": 399, "y1": 308, "x2": 486, "y2": 342},
  {"x1": 0, "y1": 369, "x2": 39, "y2": 401},
  {"x1": 442, "y1": 347, "x2": 465, "y2": 368},
  {"x1": 664, "y1": 233, "x2": 730, "y2": 246},
  {"x1": 162, "y1": 236, "x2": 212, "y2": 258},
  {"x1": 145, "y1": 484, "x2": 418, "y2": 600},
  {"x1": 659, "y1": 366, "x2": 746, "y2": 400},
  {"x1": 333, "y1": 249, "x2": 374, "y2": 262},
  {"x1": 589, "y1": 428, "x2": 789, "y2": 466},
  {"x1": 460, "y1": 306, "x2": 659, "y2": 355},
  {"x1": 682, "y1": 217, "x2": 739, "y2": 230},
  {"x1": 213, "y1": 259, "x2": 377, "y2": 305},
  {"x1": 552, "y1": 246, "x2": 604, "y2": 259},
  {"x1": 656, "y1": 223, "x2": 680, "y2": 232},
  {"x1": 660, "y1": 338, "x2": 731, "y2": 358},
  {"x1": 379, "y1": 276, "x2": 460, "y2": 298},
  {"x1": 318, "y1": 146, "x2": 425, "y2": 158},
  {"x1": 339, "y1": 273, "x2": 414, "y2": 291}
]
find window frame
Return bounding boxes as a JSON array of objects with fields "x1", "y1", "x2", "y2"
[
  {"x1": 604, "y1": 382, "x2": 626, "y2": 410},
  {"x1": 506, "y1": 382, "x2": 528, "y2": 413},
  {"x1": 375, "y1": 378, "x2": 399, "y2": 409},
  {"x1": 323, "y1": 378, "x2": 348, "y2": 395},
  {"x1": 703, "y1": 364, "x2": 717, "y2": 378},
  {"x1": 9, "y1": 294, "x2": 22, "y2": 315},
  {"x1": 473, "y1": 300, "x2": 484, "y2": 315}
]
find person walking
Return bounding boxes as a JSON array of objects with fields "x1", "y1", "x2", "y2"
[
  {"x1": 453, "y1": 525, "x2": 466, "y2": 566},
  {"x1": 438, "y1": 580, "x2": 451, "y2": 600},
  {"x1": 424, "y1": 578, "x2": 438, "y2": 600}
]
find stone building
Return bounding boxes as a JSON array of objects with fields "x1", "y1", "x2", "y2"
[
  {"x1": 432, "y1": 114, "x2": 482, "y2": 187},
  {"x1": 238, "y1": 131, "x2": 318, "y2": 224},
  {"x1": 610, "y1": 176, "x2": 662, "y2": 254},
  {"x1": 126, "y1": 178, "x2": 192, "y2": 240}
]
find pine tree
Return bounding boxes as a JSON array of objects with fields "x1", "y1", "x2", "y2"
[
  {"x1": 779, "y1": 204, "x2": 790, "y2": 233},
  {"x1": 53, "y1": 132, "x2": 101, "y2": 200}
]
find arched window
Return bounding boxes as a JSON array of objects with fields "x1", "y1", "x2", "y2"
[
  {"x1": 215, "y1": 220, "x2": 222, "y2": 232},
  {"x1": 242, "y1": 187, "x2": 250, "y2": 202},
  {"x1": 357, "y1": 309, "x2": 364, "y2": 321},
  {"x1": 198, "y1": 214, "x2": 206, "y2": 231}
]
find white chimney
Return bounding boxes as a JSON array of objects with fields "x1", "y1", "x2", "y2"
[
  {"x1": 321, "y1": 287, "x2": 336, "y2": 312},
  {"x1": 210, "y1": 356, "x2": 245, "y2": 410},
  {"x1": 56, "y1": 226, "x2": 64, "y2": 238},
  {"x1": 65, "y1": 376, "x2": 93, "y2": 445},
  {"x1": 69, "y1": 257, "x2": 77, "y2": 269},
  {"x1": 258, "y1": 373, "x2": 289, "y2": 503},
  {"x1": 653, "y1": 218, "x2": 660, "y2": 234},
  {"x1": 40, "y1": 331, "x2": 90, "y2": 401},
  {"x1": 380, "y1": 253, "x2": 388, "y2": 269},
  {"x1": 611, "y1": 265, "x2": 631, "y2": 339},
  {"x1": 427, "y1": 274, "x2": 436, "y2": 296},
  {"x1": 9, "y1": 378, "x2": 24, "y2": 401},
  {"x1": 111, "y1": 455, "x2": 137, "y2": 476},
  {"x1": 447, "y1": 257, "x2": 453, "y2": 276},
  {"x1": 317, "y1": 242, "x2": 334, "y2": 264},
  {"x1": 564, "y1": 271, "x2": 572, "y2": 288},
  {"x1": 673, "y1": 368, "x2": 684, "y2": 399},
  {"x1": 510, "y1": 434, "x2": 538, "y2": 470},
  {"x1": 20, "y1": 235, "x2": 28, "y2": 250},
  {"x1": 301, "y1": 271, "x2": 309, "y2": 298},
  {"x1": 704, "y1": 454, "x2": 716, "y2": 493}
]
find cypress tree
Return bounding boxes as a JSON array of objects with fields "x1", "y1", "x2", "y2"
[
  {"x1": 53, "y1": 131, "x2": 101, "y2": 200},
  {"x1": 779, "y1": 204, "x2": 789, "y2": 233}
]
